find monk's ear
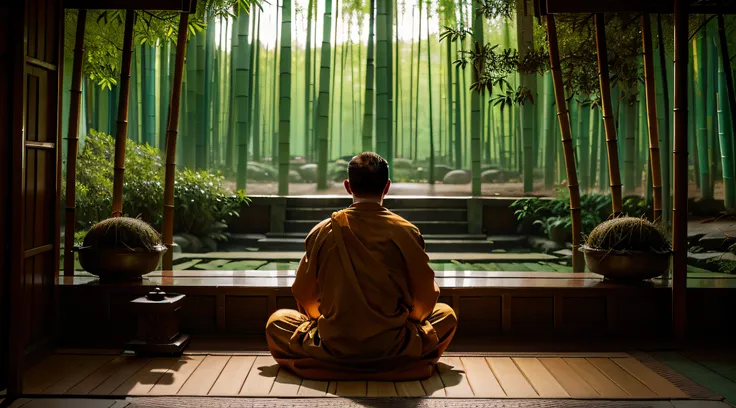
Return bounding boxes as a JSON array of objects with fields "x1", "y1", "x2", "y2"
[
  {"x1": 344, "y1": 179, "x2": 352, "y2": 195},
  {"x1": 383, "y1": 180, "x2": 391, "y2": 196}
]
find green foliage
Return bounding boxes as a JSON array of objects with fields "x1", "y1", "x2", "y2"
[
  {"x1": 65, "y1": 0, "x2": 261, "y2": 91},
  {"x1": 510, "y1": 190, "x2": 654, "y2": 238},
  {"x1": 68, "y1": 130, "x2": 249, "y2": 241}
]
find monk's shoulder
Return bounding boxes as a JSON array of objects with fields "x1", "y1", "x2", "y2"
[
  {"x1": 306, "y1": 218, "x2": 332, "y2": 242},
  {"x1": 384, "y1": 210, "x2": 421, "y2": 236}
]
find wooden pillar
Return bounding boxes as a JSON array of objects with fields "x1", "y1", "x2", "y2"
[
  {"x1": 642, "y1": 14, "x2": 663, "y2": 223},
  {"x1": 672, "y1": 0, "x2": 689, "y2": 339},
  {"x1": 594, "y1": 13, "x2": 623, "y2": 215},
  {"x1": 63, "y1": 10, "x2": 87, "y2": 276},
  {"x1": 111, "y1": 11, "x2": 136, "y2": 217},
  {"x1": 546, "y1": 14, "x2": 583, "y2": 272},
  {"x1": 162, "y1": 13, "x2": 190, "y2": 270}
]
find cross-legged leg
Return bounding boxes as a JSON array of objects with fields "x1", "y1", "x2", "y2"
[
  {"x1": 422, "y1": 303, "x2": 458, "y2": 361},
  {"x1": 265, "y1": 309, "x2": 311, "y2": 360}
]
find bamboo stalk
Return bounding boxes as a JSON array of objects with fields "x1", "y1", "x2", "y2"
[
  {"x1": 361, "y1": 0, "x2": 375, "y2": 153},
  {"x1": 672, "y1": 0, "x2": 688, "y2": 339},
  {"x1": 162, "y1": 12, "x2": 190, "y2": 271},
  {"x1": 111, "y1": 11, "x2": 136, "y2": 217},
  {"x1": 374, "y1": 0, "x2": 390, "y2": 160},
  {"x1": 717, "y1": 12, "x2": 736, "y2": 181},
  {"x1": 546, "y1": 14, "x2": 583, "y2": 272},
  {"x1": 594, "y1": 13, "x2": 623, "y2": 215},
  {"x1": 413, "y1": 3, "x2": 422, "y2": 161},
  {"x1": 304, "y1": 0, "x2": 314, "y2": 159},
  {"x1": 657, "y1": 15, "x2": 672, "y2": 226},
  {"x1": 426, "y1": 1, "x2": 436, "y2": 184},
  {"x1": 278, "y1": 0, "x2": 292, "y2": 195},
  {"x1": 63, "y1": 9, "x2": 87, "y2": 276},
  {"x1": 316, "y1": 0, "x2": 333, "y2": 189},
  {"x1": 470, "y1": 0, "x2": 482, "y2": 194},
  {"x1": 642, "y1": 14, "x2": 664, "y2": 222},
  {"x1": 235, "y1": 12, "x2": 251, "y2": 190},
  {"x1": 695, "y1": 27, "x2": 711, "y2": 198}
]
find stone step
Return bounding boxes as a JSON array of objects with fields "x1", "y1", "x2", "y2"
[
  {"x1": 284, "y1": 219, "x2": 468, "y2": 234},
  {"x1": 285, "y1": 207, "x2": 468, "y2": 222},
  {"x1": 285, "y1": 196, "x2": 469, "y2": 209},
  {"x1": 256, "y1": 238, "x2": 496, "y2": 253},
  {"x1": 265, "y1": 232, "x2": 488, "y2": 240}
]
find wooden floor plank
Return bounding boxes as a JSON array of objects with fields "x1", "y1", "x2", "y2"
[
  {"x1": 613, "y1": 357, "x2": 689, "y2": 398},
  {"x1": 564, "y1": 357, "x2": 629, "y2": 398},
  {"x1": 297, "y1": 379, "x2": 329, "y2": 396},
  {"x1": 513, "y1": 357, "x2": 569, "y2": 398},
  {"x1": 178, "y1": 355, "x2": 230, "y2": 395},
  {"x1": 366, "y1": 381, "x2": 398, "y2": 397},
  {"x1": 459, "y1": 357, "x2": 505, "y2": 398},
  {"x1": 486, "y1": 357, "x2": 537, "y2": 398},
  {"x1": 8, "y1": 398, "x2": 32, "y2": 408},
  {"x1": 44, "y1": 356, "x2": 116, "y2": 394},
  {"x1": 23, "y1": 399, "x2": 120, "y2": 408},
  {"x1": 538, "y1": 357, "x2": 599, "y2": 398},
  {"x1": 239, "y1": 356, "x2": 278, "y2": 396},
  {"x1": 110, "y1": 358, "x2": 178, "y2": 396},
  {"x1": 148, "y1": 355, "x2": 204, "y2": 395},
  {"x1": 587, "y1": 358, "x2": 657, "y2": 398},
  {"x1": 437, "y1": 357, "x2": 474, "y2": 397},
  {"x1": 68, "y1": 357, "x2": 137, "y2": 395},
  {"x1": 421, "y1": 369, "x2": 446, "y2": 397},
  {"x1": 24, "y1": 355, "x2": 86, "y2": 394},
  {"x1": 336, "y1": 381, "x2": 367, "y2": 397},
  {"x1": 269, "y1": 368, "x2": 302, "y2": 396},
  {"x1": 89, "y1": 357, "x2": 153, "y2": 395},
  {"x1": 395, "y1": 380, "x2": 425, "y2": 397},
  {"x1": 209, "y1": 356, "x2": 255, "y2": 396}
]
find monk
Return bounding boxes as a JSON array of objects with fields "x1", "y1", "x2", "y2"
[{"x1": 266, "y1": 152, "x2": 457, "y2": 381}]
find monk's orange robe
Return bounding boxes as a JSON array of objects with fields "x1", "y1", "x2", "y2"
[{"x1": 265, "y1": 202, "x2": 457, "y2": 380}]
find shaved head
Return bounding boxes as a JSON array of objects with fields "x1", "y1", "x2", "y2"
[{"x1": 347, "y1": 152, "x2": 389, "y2": 197}]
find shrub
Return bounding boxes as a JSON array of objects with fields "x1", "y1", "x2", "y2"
[
  {"x1": 67, "y1": 130, "x2": 249, "y2": 241},
  {"x1": 510, "y1": 189, "x2": 655, "y2": 238}
]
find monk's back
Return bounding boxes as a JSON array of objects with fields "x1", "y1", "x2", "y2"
[
  {"x1": 266, "y1": 152, "x2": 456, "y2": 380},
  {"x1": 313, "y1": 203, "x2": 424, "y2": 359}
]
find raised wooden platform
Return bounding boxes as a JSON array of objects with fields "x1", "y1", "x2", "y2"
[
  {"x1": 20, "y1": 352, "x2": 701, "y2": 400},
  {"x1": 55, "y1": 270, "x2": 736, "y2": 349}
]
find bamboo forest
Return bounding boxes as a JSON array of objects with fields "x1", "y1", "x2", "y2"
[{"x1": 62, "y1": 2, "x2": 736, "y2": 202}]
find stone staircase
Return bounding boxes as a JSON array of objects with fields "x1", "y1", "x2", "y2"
[{"x1": 225, "y1": 197, "x2": 527, "y2": 253}]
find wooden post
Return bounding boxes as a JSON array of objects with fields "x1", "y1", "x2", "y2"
[
  {"x1": 642, "y1": 14, "x2": 663, "y2": 223},
  {"x1": 546, "y1": 14, "x2": 584, "y2": 272},
  {"x1": 594, "y1": 13, "x2": 623, "y2": 215},
  {"x1": 63, "y1": 10, "x2": 87, "y2": 276},
  {"x1": 162, "y1": 13, "x2": 190, "y2": 270},
  {"x1": 111, "y1": 10, "x2": 136, "y2": 217},
  {"x1": 672, "y1": 0, "x2": 688, "y2": 339}
]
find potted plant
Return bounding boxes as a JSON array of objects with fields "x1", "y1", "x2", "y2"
[
  {"x1": 75, "y1": 217, "x2": 167, "y2": 282},
  {"x1": 580, "y1": 217, "x2": 671, "y2": 280}
]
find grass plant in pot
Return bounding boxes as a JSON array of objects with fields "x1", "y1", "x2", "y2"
[
  {"x1": 76, "y1": 217, "x2": 167, "y2": 282},
  {"x1": 580, "y1": 217, "x2": 671, "y2": 281}
]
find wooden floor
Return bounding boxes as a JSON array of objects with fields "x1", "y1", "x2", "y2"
[{"x1": 22, "y1": 352, "x2": 692, "y2": 400}]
